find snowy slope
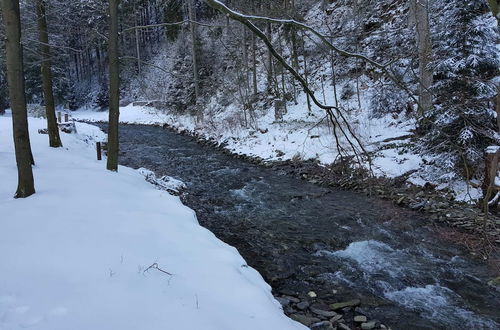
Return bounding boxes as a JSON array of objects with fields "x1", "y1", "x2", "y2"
[{"x1": 0, "y1": 114, "x2": 305, "y2": 330}]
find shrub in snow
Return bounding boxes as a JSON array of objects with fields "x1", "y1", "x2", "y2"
[
  {"x1": 27, "y1": 104, "x2": 47, "y2": 119},
  {"x1": 95, "y1": 82, "x2": 109, "y2": 111},
  {"x1": 369, "y1": 79, "x2": 409, "y2": 118}
]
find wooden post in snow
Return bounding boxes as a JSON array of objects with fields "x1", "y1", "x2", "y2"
[{"x1": 96, "y1": 142, "x2": 102, "y2": 161}]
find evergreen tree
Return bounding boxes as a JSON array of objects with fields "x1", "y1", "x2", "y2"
[{"x1": 423, "y1": 0, "x2": 500, "y2": 174}]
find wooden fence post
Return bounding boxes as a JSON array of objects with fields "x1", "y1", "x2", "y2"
[
  {"x1": 64, "y1": 113, "x2": 69, "y2": 122},
  {"x1": 57, "y1": 111, "x2": 62, "y2": 123},
  {"x1": 96, "y1": 142, "x2": 102, "y2": 160}
]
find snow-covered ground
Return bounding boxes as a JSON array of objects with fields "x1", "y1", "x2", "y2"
[{"x1": 0, "y1": 113, "x2": 305, "y2": 330}]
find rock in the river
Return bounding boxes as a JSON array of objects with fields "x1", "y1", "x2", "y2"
[
  {"x1": 488, "y1": 277, "x2": 500, "y2": 292},
  {"x1": 361, "y1": 321, "x2": 379, "y2": 329},
  {"x1": 307, "y1": 291, "x2": 318, "y2": 298},
  {"x1": 338, "y1": 323, "x2": 351, "y2": 330},
  {"x1": 329, "y1": 299, "x2": 361, "y2": 310},
  {"x1": 354, "y1": 315, "x2": 367, "y2": 323},
  {"x1": 282, "y1": 295, "x2": 300, "y2": 303},
  {"x1": 330, "y1": 314, "x2": 343, "y2": 323},
  {"x1": 276, "y1": 296, "x2": 291, "y2": 306},
  {"x1": 290, "y1": 314, "x2": 320, "y2": 326},
  {"x1": 310, "y1": 321, "x2": 334, "y2": 330},
  {"x1": 310, "y1": 305, "x2": 338, "y2": 318},
  {"x1": 280, "y1": 288, "x2": 298, "y2": 296},
  {"x1": 296, "y1": 301, "x2": 310, "y2": 310}
]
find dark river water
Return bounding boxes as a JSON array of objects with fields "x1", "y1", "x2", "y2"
[{"x1": 100, "y1": 123, "x2": 500, "y2": 329}]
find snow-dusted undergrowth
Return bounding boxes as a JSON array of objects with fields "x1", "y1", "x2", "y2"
[{"x1": 0, "y1": 114, "x2": 305, "y2": 330}]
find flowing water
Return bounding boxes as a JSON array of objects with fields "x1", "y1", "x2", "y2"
[{"x1": 100, "y1": 123, "x2": 500, "y2": 329}]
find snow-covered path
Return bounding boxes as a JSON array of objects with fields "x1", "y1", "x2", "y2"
[{"x1": 0, "y1": 114, "x2": 305, "y2": 330}]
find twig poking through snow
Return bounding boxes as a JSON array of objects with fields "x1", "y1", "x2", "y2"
[{"x1": 143, "y1": 263, "x2": 173, "y2": 276}]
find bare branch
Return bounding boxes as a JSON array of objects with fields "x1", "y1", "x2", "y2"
[
  {"x1": 122, "y1": 20, "x2": 225, "y2": 33},
  {"x1": 206, "y1": 0, "x2": 372, "y2": 167},
  {"x1": 206, "y1": 0, "x2": 419, "y2": 110}
]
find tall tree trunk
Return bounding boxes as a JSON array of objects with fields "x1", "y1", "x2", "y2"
[
  {"x1": 411, "y1": 0, "x2": 433, "y2": 114},
  {"x1": 265, "y1": 21, "x2": 273, "y2": 92},
  {"x1": 107, "y1": 0, "x2": 120, "y2": 172},
  {"x1": 301, "y1": 32, "x2": 312, "y2": 112},
  {"x1": 488, "y1": 0, "x2": 500, "y2": 27},
  {"x1": 1, "y1": 0, "x2": 35, "y2": 198},
  {"x1": 134, "y1": 4, "x2": 141, "y2": 74},
  {"x1": 74, "y1": 53, "x2": 80, "y2": 80},
  {"x1": 251, "y1": 31, "x2": 258, "y2": 95},
  {"x1": 242, "y1": 26, "x2": 249, "y2": 91},
  {"x1": 188, "y1": 0, "x2": 200, "y2": 102},
  {"x1": 36, "y1": 0, "x2": 62, "y2": 148},
  {"x1": 496, "y1": 85, "x2": 500, "y2": 133},
  {"x1": 95, "y1": 46, "x2": 102, "y2": 77}
]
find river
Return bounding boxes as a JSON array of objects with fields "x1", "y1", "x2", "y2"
[{"x1": 98, "y1": 123, "x2": 500, "y2": 329}]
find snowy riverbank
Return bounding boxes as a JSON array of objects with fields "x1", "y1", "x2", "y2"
[{"x1": 0, "y1": 114, "x2": 305, "y2": 330}]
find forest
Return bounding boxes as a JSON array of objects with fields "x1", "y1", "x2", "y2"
[{"x1": 1, "y1": 1, "x2": 500, "y2": 330}]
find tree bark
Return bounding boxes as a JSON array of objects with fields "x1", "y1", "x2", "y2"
[
  {"x1": 188, "y1": 0, "x2": 200, "y2": 102},
  {"x1": 265, "y1": 21, "x2": 273, "y2": 92},
  {"x1": 1, "y1": 0, "x2": 35, "y2": 198},
  {"x1": 496, "y1": 85, "x2": 500, "y2": 133},
  {"x1": 488, "y1": 0, "x2": 500, "y2": 27},
  {"x1": 251, "y1": 31, "x2": 258, "y2": 95},
  {"x1": 107, "y1": 0, "x2": 120, "y2": 172},
  {"x1": 411, "y1": 0, "x2": 433, "y2": 114},
  {"x1": 36, "y1": 0, "x2": 62, "y2": 148},
  {"x1": 134, "y1": 3, "x2": 141, "y2": 74}
]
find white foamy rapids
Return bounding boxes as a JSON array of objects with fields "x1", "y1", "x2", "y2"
[
  {"x1": 322, "y1": 240, "x2": 407, "y2": 278},
  {"x1": 230, "y1": 187, "x2": 251, "y2": 200},
  {"x1": 386, "y1": 285, "x2": 498, "y2": 329},
  {"x1": 319, "y1": 240, "x2": 499, "y2": 329}
]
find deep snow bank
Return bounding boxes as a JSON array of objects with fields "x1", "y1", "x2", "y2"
[{"x1": 0, "y1": 114, "x2": 305, "y2": 330}]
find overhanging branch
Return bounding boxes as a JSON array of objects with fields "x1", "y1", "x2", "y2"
[{"x1": 206, "y1": 0, "x2": 372, "y2": 166}]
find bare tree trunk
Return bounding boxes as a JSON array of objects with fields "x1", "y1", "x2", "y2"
[
  {"x1": 251, "y1": 31, "x2": 258, "y2": 95},
  {"x1": 242, "y1": 26, "x2": 249, "y2": 91},
  {"x1": 496, "y1": 85, "x2": 500, "y2": 133},
  {"x1": 134, "y1": 4, "x2": 142, "y2": 74},
  {"x1": 265, "y1": 21, "x2": 273, "y2": 92},
  {"x1": 1, "y1": 0, "x2": 35, "y2": 198},
  {"x1": 36, "y1": 0, "x2": 62, "y2": 148},
  {"x1": 330, "y1": 55, "x2": 339, "y2": 108},
  {"x1": 107, "y1": 0, "x2": 120, "y2": 172},
  {"x1": 301, "y1": 32, "x2": 312, "y2": 112},
  {"x1": 411, "y1": 0, "x2": 433, "y2": 114},
  {"x1": 188, "y1": 0, "x2": 200, "y2": 102},
  {"x1": 487, "y1": 0, "x2": 500, "y2": 27},
  {"x1": 487, "y1": 1, "x2": 500, "y2": 132},
  {"x1": 95, "y1": 46, "x2": 102, "y2": 77}
]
